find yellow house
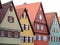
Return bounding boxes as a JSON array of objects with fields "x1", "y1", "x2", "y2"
[{"x1": 16, "y1": 8, "x2": 35, "y2": 45}]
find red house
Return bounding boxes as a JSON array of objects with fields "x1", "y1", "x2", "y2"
[{"x1": 15, "y1": 2, "x2": 49, "y2": 45}]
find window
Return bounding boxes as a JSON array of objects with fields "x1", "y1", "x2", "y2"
[
  {"x1": 10, "y1": 6, "x2": 13, "y2": 11},
  {"x1": 20, "y1": 36, "x2": 24, "y2": 42},
  {"x1": 25, "y1": 37, "x2": 28, "y2": 42},
  {"x1": 1, "y1": 31, "x2": 5, "y2": 37},
  {"x1": 15, "y1": 32, "x2": 18, "y2": 38},
  {"x1": 38, "y1": 35, "x2": 41, "y2": 40},
  {"x1": 41, "y1": 25, "x2": 44, "y2": 31},
  {"x1": 8, "y1": 31, "x2": 12, "y2": 38},
  {"x1": 30, "y1": 37, "x2": 33, "y2": 42},
  {"x1": 22, "y1": 12, "x2": 26, "y2": 19},
  {"x1": 21, "y1": 24, "x2": 24, "y2": 30},
  {"x1": 43, "y1": 36, "x2": 47, "y2": 41},
  {"x1": 25, "y1": 25, "x2": 29, "y2": 30},
  {"x1": 8, "y1": 16, "x2": 14, "y2": 23},
  {"x1": 39, "y1": 15, "x2": 42, "y2": 20},
  {"x1": 54, "y1": 28, "x2": 57, "y2": 33},
  {"x1": 34, "y1": 36, "x2": 36, "y2": 40},
  {"x1": 36, "y1": 24, "x2": 40, "y2": 30}
]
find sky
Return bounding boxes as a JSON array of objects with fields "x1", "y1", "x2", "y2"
[{"x1": 1, "y1": 0, "x2": 60, "y2": 17}]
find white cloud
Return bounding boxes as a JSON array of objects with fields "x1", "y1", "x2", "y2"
[{"x1": 1, "y1": 0, "x2": 60, "y2": 17}]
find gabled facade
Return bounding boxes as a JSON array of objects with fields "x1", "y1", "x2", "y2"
[
  {"x1": 33, "y1": 3, "x2": 49, "y2": 45},
  {"x1": 16, "y1": 8, "x2": 34, "y2": 45},
  {"x1": 0, "y1": 1, "x2": 22, "y2": 45},
  {"x1": 15, "y1": 2, "x2": 49, "y2": 45},
  {"x1": 46, "y1": 12, "x2": 60, "y2": 45}
]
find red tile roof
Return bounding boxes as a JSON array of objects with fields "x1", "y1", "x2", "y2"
[
  {"x1": 16, "y1": 8, "x2": 25, "y2": 19},
  {"x1": 45, "y1": 12, "x2": 56, "y2": 29},
  {"x1": 15, "y1": 2, "x2": 41, "y2": 25},
  {"x1": 0, "y1": 1, "x2": 13, "y2": 24}
]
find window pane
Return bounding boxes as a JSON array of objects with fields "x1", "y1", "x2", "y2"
[
  {"x1": 25, "y1": 25, "x2": 29, "y2": 30},
  {"x1": 25, "y1": 37, "x2": 28, "y2": 42},
  {"x1": 36, "y1": 24, "x2": 40, "y2": 30},
  {"x1": 21, "y1": 24, "x2": 24, "y2": 30},
  {"x1": 38, "y1": 35, "x2": 41, "y2": 40},
  {"x1": 39, "y1": 15, "x2": 42, "y2": 20},
  {"x1": 20, "y1": 36, "x2": 24, "y2": 42},
  {"x1": 8, "y1": 32, "x2": 12, "y2": 38},
  {"x1": 15, "y1": 32, "x2": 18, "y2": 38},
  {"x1": 30, "y1": 37, "x2": 32, "y2": 42},
  {"x1": 1, "y1": 31, "x2": 5, "y2": 37},
  {"x1": 43, "y1": 36, "x2": 47, "y2": 41},
  {"x1": 34, "y1": 36, "x2": 36, "y2": 40}
]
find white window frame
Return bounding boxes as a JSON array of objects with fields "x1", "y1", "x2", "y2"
[
  {"x1": 15, "y1": 32, "x2": 18, "y2": 38},
  {"x1": 39, "y1": 15, "x2": 42, "y2": 20},
  {"x1": 25, "y1": 37, "x2": 28, "y2": 42},
  {"x1": 30, "y1": 37, "x2": 33, "y2": 42},
  {"x1": 21, "y1": 24, "x2": 24, "y2": 30},
  {"x1": 25, "y1": 25, "x2": 29, "y2": 31},
  {"x1": 41, "y1": 25, "x2": 44, "y2": 31},
  {"x1": 20, "y1": 36, "x2": 24, "y2": 42},
  {"x1": 8, "y1": 31, "x2": 12, "y2": 38},
  {"x1": 43, "y1": 36, "x2": 47, "y2": 41},
  {"x1": 38, "y1": 35, "x2": 41, "y2": 40},
  {"x1": 1, "y1": 31, "x2": 5, "y2": 37},
  {"x1": 36, "y1": 24, "x2": 40, "y2": 30},
  {"x1": 34, "y1": 36, "x2": 36, "y2": 40}
]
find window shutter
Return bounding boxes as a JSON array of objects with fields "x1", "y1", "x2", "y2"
[
  {"x1": 0, "y1": 30, "x2": 1, "y2": 36},
  {"x1": 59, "y1": 37, "x2": 60, "y2": 42},
  {"x1": 5, "y1": 31, "x2": 8, "y2": 37},
  {"x1": 28, "y1": 37, "x2": 30, "y2": 42},
  {"x1": 12, "y1": 31, "x2": 15, "y2": 38},
  {"x1": 24, "y1": 36, "x2": 25, "y2": 42}
]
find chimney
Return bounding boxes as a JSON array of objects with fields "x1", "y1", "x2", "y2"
[
  {"x1": 23, "y1": 2, "x2": 27, "y2": 5},
  {"x1": 0, "y1": 0, "x2": 2, "y2": 9}
]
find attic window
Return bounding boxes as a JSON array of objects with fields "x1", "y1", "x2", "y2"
[
  {"x1": 54, "y1": 21, "x2": 57, "y2": 24},
  {"x1": 22, "y1": 12, "x2": 26, "y2": 19},
  {"x1": 54, "y1": 28, "x2": 57, "y2": 33},
  {"x1": 39, "y1": 15, "x2": 42, "y2": 20},
  {"x1": 10, "y1": 6, "x2": 13, "y2": 11},
  {"x1": 8, "y1": 16, "x2": 14, "y2": 23}
]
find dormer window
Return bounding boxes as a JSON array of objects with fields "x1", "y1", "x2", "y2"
[
  {"x1": 22, "y1": 12, "x2": 26, "y2": 19},
  {"x1": 8, "y1": 16, "x2": 14, "y2": 23},
  {"x1": 39, "y1": 15, "x2": 42, "y2": 20}
]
